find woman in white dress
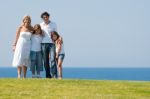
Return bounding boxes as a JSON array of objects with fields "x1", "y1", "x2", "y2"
[{"x1": 12, "y1": 16, "x2": 33, "y2": 78}]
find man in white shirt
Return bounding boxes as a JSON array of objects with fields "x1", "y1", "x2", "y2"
[{"x1": 40, "y1": 12, "x2": 60, "y2": 78}]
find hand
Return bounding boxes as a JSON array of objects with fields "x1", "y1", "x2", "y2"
[
  {"x1": 55, "y1": 54, "x2": 58, "y2": 63},
  {"x1": 56, "y1": 57, "x2": 58, "y2": 63},
  {"x1": 56, "y1": 54, "x2": 59, "y2": 59}
]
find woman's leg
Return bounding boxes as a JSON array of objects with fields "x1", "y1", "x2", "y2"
[
  {"x1": 17, "y1": 66, "x2": 22, "y2": 78},
  {"x1": 57, "y1": 59, "x2": 63, "y2": 79},
  {"x1": 23, "y1": 65, "x2": 27, "y2": 78}
]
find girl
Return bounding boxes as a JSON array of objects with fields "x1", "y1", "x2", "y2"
[
  {"x1": 12, "y1": 16, "x2": 33, "y2": 78},
  {"x1": 51, "y1": 31, "x2": 65, "y2": 79},
  {"x1": 30, "y1": 24, "x2": 43, "y2": 78}
]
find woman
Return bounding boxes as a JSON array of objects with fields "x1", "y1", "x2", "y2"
[
  {"x1": 12, "y1": 15, "x2": 33, "y2": 78},
  {"x1": 51, "y1": 31, "x2": 65, "y2": 79}
]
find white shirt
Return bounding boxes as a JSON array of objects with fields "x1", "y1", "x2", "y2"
[
  {"x1": 40, "y1": 21, "x2": 57, "y2": 43},
  {"x1": 56, "y1": 43, "x2": 65, "y2": 54},
  {"x1": 31, "y1": 34, "x2": 42, "y2": 51}
]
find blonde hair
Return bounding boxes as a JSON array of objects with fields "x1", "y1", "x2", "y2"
[
  {"x1": 33, "y1": 24, "x2": 43, "y2": 35},
  {"x1": 21, "y1": 15, "x2": 31, "y2": 27},
  {"x1": 19, "y1": 15, "x2": 34, "y2": 33}
]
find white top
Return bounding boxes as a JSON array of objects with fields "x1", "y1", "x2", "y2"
[
  {"x1": 56, "y1": 43, "x2": 65, "y2": 54},
  {"x1": 31, "y1": 34, "x2": 43, "y2": 51},
  {"x1": 12, "y1": 31, "x2": 32, "y2": 67},
  {"x1": 20, "y1": 31, "x2": 32, "y2": 41},
  {"x1": 40, "y1": 21, "x2": 57, "y2": 43}
]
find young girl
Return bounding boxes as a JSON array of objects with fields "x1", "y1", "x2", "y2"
[
  {"x1": 51, "y1": 31, "x2": 65, "y2": 79},
  {"x1": 30, "y1": 24, "x2": 43, "y2": 78}
]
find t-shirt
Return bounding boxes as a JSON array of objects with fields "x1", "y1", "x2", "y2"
[
  {"x1": 31, "y1": 34, "x2": 42, "y2": 51},
  {"x1": 56, "y1": 43, "x2": 65, "y2": 55},
  {"x1": 40, "y1": 21, "x2": 57, "y2": 43}
]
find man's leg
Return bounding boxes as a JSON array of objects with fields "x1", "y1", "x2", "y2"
[
  {"x1": 49, "y1": 43, "x2": 57, "y2": 78},
  {"x1": 41, "y1": 43, "x2": 51, "y2": 78}
]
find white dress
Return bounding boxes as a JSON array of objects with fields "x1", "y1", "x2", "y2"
[{"x1": 12, "y1": 31, "x2": 32, "y2": 67}]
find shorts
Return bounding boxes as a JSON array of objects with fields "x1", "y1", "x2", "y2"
[{"x1": 58, "y1": 54, "x2": 65, "y2": 61}]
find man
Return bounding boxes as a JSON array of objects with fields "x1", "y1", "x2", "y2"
[{"x1": 40, "y1": 12, "x2": 61, "y2": 78}]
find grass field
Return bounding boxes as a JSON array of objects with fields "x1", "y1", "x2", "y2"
[{"x1": 0, "y1": 78, "x2": 150, "y2": 99}]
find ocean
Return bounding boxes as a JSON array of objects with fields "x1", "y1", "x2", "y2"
[{"x1": 0, "y1": 67, "x2": 150, "y2": 81}]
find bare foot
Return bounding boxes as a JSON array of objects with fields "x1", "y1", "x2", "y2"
[
  {"x1": 58, "y1": 77, "x2": 62, "y2": 80},
  {"x1": 18, "y1": 75, "x2": 21, "y2": 78}
]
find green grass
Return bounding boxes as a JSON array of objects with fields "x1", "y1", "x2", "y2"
[{"x1": 0, "y1": 79, "x2": 150, "y2": 99}]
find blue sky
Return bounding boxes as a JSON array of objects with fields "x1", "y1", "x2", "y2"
[{"x1": 0, "y1": 0, "x2": 150, "y2": 67}]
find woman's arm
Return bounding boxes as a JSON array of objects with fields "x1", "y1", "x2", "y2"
[
  {"x1": 12, "y1": 27, "x2": 21, "y2": 51},
  {"x1": 30, "y1": 26, "x2": 34, "y2": 33}
]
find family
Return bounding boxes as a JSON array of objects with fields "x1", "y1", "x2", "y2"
[{"x1": 12, "y1": 12, "x2": 65, "y2": 79}]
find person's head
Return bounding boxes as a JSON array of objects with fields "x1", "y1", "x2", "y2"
[
  {"x1": 33, "y1": 24, "x2": 42, "y2": 35},
  {"x1": 41, "y1": 11, "x2": 50, "y2": 23},
  {"x1": 51, "y1": 31, "x2": 60, "y2": 42},
  {"x1": 22, "y1": 15, "x2": 31, "y2": 27}
]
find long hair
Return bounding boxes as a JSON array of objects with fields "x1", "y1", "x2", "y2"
[
  {"x1": 51, "y1": 31, "x2": 60, "y2": 41},
  {"x1": 20, "y1": 15, "x2": 34, "y2": 33},
  {"x1": 33, "y1": 24, "x2": 43, "y2": 35},
  {"x1": 21, "y1": 15, "x2": 31, "y2": 26}
]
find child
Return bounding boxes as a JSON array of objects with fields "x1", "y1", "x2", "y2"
[
  {"x1": 30, "y1": 24, "x2": 43, "y2": 78},
  {"x1": 51, "y1": 31, "x2": 65, "y2": 79}
]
